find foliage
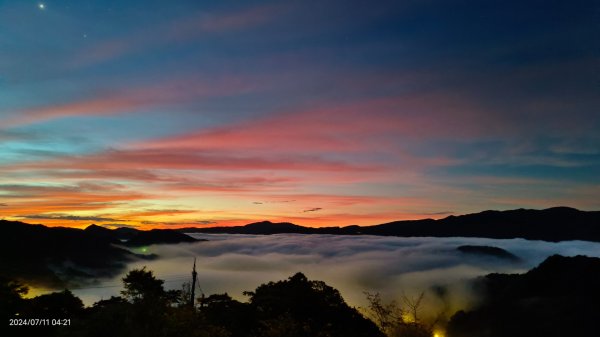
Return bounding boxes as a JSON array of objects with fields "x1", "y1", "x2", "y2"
[
  {"x1": 0, "y1": 277, "x2": 29, "y2": 319},
  {"x1": 1, "y1": 270, "x2": 385, "y2": 337},
  {"x1": 121, "y1": 266, "x2": 166, "y2": 303},
  {"x1": 200, "y1": 293, "x2": 255, "y2": 337},
  {"x1": 245, "y1": 272, "x2": 384, "y2": 337},
  {"x1": 24, "y1": 289, "x2": 84, "y2": 318},
  {"x1": 363, "y1": 291, "x2": 435, "y2": 337}
]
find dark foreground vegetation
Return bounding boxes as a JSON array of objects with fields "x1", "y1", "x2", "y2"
[
  {"x1": 2, "y1": 255, "x2": 600, "y2": 337},
  {"x1": 447, "y1": 254, "x2": 600, "y2": 337},
  {"x1": 1, "y1": 270, "x2": 384, "y2": 337}
]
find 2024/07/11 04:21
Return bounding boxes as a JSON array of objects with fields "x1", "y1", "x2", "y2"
[{"x1": 8, "y1": 318, "x2": 71, "y2": 326}]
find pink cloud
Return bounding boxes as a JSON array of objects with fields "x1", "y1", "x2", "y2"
[
  {"x1": 1, "y1": 75, "x2": 256, "y2": 128},
  {"x1": 9, "y1": 149, "x2": 378, "y2": 173},
  {"x1": 0, "y1": 92, "x2": 470, "y2": 227},
  {"x1": 0, "y1": 88, "x2": 509, "y2": 228},
  {"x1": 138, "y1": 101, "x2": 390, "y2": 152},
  {"x1": 135, "y1": 91, "x2": 494, "y2": 157}
]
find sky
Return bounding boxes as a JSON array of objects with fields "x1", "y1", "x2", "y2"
[{"x1": 0, "y1": 0, "x2": 599, "y2": 228}]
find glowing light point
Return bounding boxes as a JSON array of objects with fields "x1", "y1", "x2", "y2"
[{"x1": 38, "y1": 3, "x2": 46, "y2": 10}]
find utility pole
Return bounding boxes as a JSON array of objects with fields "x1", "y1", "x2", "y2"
[{"x1": 191, "y1": 257, "x2": 197, "y2": 308}]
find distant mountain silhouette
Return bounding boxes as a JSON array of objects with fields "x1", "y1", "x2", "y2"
[
  {"x1": 84, "y1": 224, "x2": 198, "y2": 246},
  {"x1": 181, "y1": 207, "x2": 600, "y2": 242},
  {"x1": 194, "y1": 221, "x2": 312, "y2": 234},
  {"x1": 183, "y1": 221, "x2": 366, "y2": 235},
  {"x1": 457, "y1": 245, "x2": 521, "y2": 261},
  {"x1": 447, "y1": 254, "x2": 600, "y2": 337},
  {"x1": 0, "y1": 220, "x2": 198, "y2": 287}
]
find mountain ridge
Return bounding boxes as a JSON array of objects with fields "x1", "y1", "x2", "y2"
[
  {"x1": 179, "y1": 207, "x2": 600, "y2": 242},
  {"x1": 447, "y1": 254, "x2": 600, "y2": 336},
  {"x1": 0, "y1": 220, "x2": 198, "y2": 287}
]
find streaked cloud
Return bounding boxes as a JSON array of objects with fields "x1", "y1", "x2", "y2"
[
  {"x1": 1, "y1": 75, "x2": 257, "y2": 128},
  {"x1": 73, "y1": 3, "x2": 291, "y2": 68},
  {"x1": 0, "y1": 0, "x2": 597, "y2": 227},
  {"x1": 17, "y1": 214, "x2": 121, "y2": 222}
]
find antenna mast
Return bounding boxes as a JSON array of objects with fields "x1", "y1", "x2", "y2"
[{"x1": 190, "y1": 257, "x2": 197, "y2": 307}]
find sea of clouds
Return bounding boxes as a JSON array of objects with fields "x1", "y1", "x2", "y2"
[{"x1": 63, "y1": 234, "x2": 600, "y2": 316}]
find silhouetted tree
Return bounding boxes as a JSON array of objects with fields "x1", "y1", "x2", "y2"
[
  {"x1": 177, "y1": 281, "x2": 193, "y2": 307},
  {"x1": 59, "y1": 270, "x2": 227, "y2": 337},
  {"x1": 121, "y1": 266, "x2": 166, "y2": 303},
  {"x1": 245, "y1": 272, "x2": 384, "y2": 337},
  {"x1": 364, "y1": 291, "x2": 434, "y2": 337},
  {"x1": 3, "y1": 269, "x2": 393, "y2": 337},
  {"x1": 24, "y1": 289, "x2": 84, "y2": 318},
  {"x1": 199, "y1": 293, "x2": 255, "y2": 337},
  {"x1": 364, "y1": 292, "x2": 403, "y2": 334},
  {"x1": 0, "y1": 278, "x2": 30, "y2": 337},
  {"x1": 0, "y1": 277, "x2": 28, "y2": 319}
]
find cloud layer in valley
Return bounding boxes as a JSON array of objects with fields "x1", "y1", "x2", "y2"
[{"x1": 47, "y1": 234, "x2": 600, "y2": 317}]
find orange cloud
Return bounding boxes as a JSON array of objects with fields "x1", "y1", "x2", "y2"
[{"x1": 0, "y1": 183, "x2": 149, "y2": 227}]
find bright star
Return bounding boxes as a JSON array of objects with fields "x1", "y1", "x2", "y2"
[{"x1": 38, "y1": 3, "x2": 45, "y2": 10}]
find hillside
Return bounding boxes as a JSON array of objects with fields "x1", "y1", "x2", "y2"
[
  {"x1": 447, "y1": 254, "x2": 600, "y2": 337},
  {"x1": 181, "y1": 207, "x2": 600, "y2": 242},
  {"x1": 0, "y1": 220, "x2": 198, "y2": 287}
]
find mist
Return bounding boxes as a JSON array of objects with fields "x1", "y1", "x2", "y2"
[{"x1": 42, "y1": 234, "x2": 600, "y2": 315}]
